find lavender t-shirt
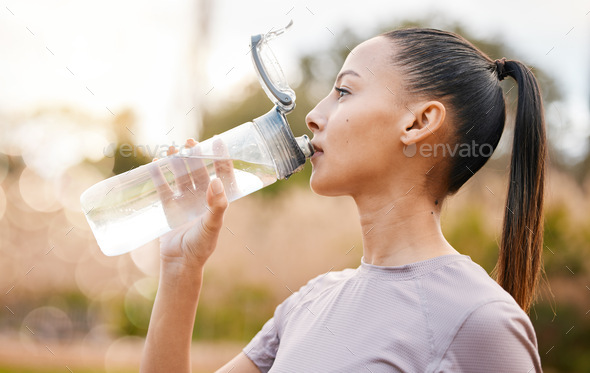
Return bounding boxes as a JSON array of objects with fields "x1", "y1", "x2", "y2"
[{"x1": 243, "y1": 254, "x2": 542, "y2": 372}]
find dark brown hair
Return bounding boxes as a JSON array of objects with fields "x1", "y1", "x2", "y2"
[{"x1": 382, "y1": 28, "x2": 546, "y2": 312}]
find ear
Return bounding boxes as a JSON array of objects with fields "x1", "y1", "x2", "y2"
[{"x1": 400, "y1": 101, "x2": 446, "y2": 145}]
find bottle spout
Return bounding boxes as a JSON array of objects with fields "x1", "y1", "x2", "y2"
[
  {"x1": 296, "y1": 135, "x2": 315, "y2": 158},
  {"x1": 253, "y1": 107, "x2": 312, "y2": 179}
]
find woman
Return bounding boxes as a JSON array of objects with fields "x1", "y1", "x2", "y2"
[{"x1": 141, "y1": 28, "x2": 545, "y2": 372}]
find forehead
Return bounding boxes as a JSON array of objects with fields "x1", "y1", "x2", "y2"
[{"x1": 340, "y1": 37, "x2": 393, "y2": 79}]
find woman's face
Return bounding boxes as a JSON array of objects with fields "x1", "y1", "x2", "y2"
[{"x1": 306, "y1": 37, "x2": 413, "y2": 197}]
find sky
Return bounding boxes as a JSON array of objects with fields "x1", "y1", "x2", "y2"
[{"x1": 0, "y1": 0, "x2": 589, "y2": 175}]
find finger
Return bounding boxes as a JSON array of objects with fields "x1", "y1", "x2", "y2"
[
  {"x1": 184, "y1": 139, "x2": 210, "y2": 193},
  {"x1": 212, "y1": 138, "x2": 237, "y2": 195},
  {"x1": 180, "y1": 178, "x2": 228, "y2": 258},
  {"x1": 165, "y1": 146, "x2": 193, "y2": 194},
  {"x1": 201, "y1": 178, "x2": 228, "y2": 237},
  {"x1": 169, "y1": 158, "x2": 193, "y2": 194},
  {"x1": 166, "y1": 145, "x2": 178, "y2": 157},
  {"x1": 148, "y1": 161, "x2": 174, "y2": 202},
  {"x1": 185, "y1": 138, "x2": 197, "y2": 147}
]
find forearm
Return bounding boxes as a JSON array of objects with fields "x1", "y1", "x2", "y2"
[{"x1": 141, "y1": 262, "x2": 204, "y2": 373}]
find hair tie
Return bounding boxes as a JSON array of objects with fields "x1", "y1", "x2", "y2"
[{"x1": 495, "y1": 58, "x2": 508, "y2": 81}]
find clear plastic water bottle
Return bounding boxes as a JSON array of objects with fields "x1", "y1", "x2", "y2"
[{"x1": 80, "y1": 21, "x2": 313, "y2": 256}]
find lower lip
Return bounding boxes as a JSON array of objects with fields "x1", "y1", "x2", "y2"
[{"x1": 311, "y1": 151, "x2": 323, "y2": 160}]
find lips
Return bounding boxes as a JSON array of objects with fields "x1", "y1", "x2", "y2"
[
  {"x1": 310, "y1": 142, "x2": 324, "y2": 159},
  {"x1": 311, "y1": 140, "x2": 323, "y2": 152}
]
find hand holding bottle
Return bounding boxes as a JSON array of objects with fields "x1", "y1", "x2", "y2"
[
  {"x1": 148, "y1": 138, "x2": 236, "y2": 225},
  {"x1": 150, "y1": 139, "x2": 230, "y2": 269}
]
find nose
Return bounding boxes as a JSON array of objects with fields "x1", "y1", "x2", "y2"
[{"x1": 305, "y1": 98, "x2": 328, "y2": 133}]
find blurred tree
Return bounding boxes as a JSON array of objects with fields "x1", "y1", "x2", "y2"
[{"x1": 111, "y1": 109, "x2": 151, "y2": 175}]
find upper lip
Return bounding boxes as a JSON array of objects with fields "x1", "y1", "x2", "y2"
[{"x1": 311, "y1": 141, "x2": 323, "y2": 153}]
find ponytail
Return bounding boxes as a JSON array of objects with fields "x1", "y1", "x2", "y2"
[{"x1": 496, "y1": 60, "x2": 547, "y2": 312}]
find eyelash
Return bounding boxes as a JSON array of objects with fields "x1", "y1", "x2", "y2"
[{"x1": 335, "y1": 87, "x2": 350, "y2": 99}]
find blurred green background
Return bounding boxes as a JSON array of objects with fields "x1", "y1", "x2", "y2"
[{"x1": 1, "y1": 1, "x2": 589, "y2": 372}]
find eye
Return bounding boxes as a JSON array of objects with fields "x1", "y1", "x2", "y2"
[{"x1": 335, "y1": 87, "x2": 350, "y2": 99}]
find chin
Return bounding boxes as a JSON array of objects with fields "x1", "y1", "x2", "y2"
[{"x1": 309, "y1": 173, "x2": 344, "y2": 197}]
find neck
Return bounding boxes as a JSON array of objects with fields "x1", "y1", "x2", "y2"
[{"x1": 353, "y1": 186, "x2": 458, "y2": 267}]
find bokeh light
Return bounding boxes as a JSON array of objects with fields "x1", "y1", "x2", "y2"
[
  {"x1": 0, "y1": 184, "x2": 6, "y2": 220},
  {"x1": 123, "y1": 281, "x2": 154, "y2": 331},
  {"x1": 6, "y1": 183, "x2": 52, "y2": 231},
  {"x1": 0, "y1": 153, "x2": 8, "y2": 184},
  {"x1": 56, "y1": 164, "x2": 105, "y2": 213},
  {"x1": 19, "y1": 167, "x2": 61, "y2": 212},
  {"x1": 21, "y1": 306, "x2": 73, "y2": 343},
  {"x1": 130, "y1": 240, "x2": 160, "y2": 277},
  {"x1": 104, "y1": 336, "x2": 144, "y2": 373},
  {"x1": 74, "y1": 253, "x2": 120, "y2": 299}
]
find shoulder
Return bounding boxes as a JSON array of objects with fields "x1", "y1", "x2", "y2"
[
  {"x1": 242, "y1": 268, "x2": 357, "y2": 371},
  {"x1": 281, "y1": 268, "x2": 357, "y2": 308},
  {"x1": 458, "y1": 300, "x2": 538, "y2": 343},
  {"x1": 420, "y1": 256, "x2": 517, "y2": 319},
  {"x1": 420, "y1": 257, "x2": 541, "y2": 371},
  {"x1": 435, "y1": 301, "x2": 541, "y2": 372},
  {"x1": 419, "y1": 258, "x2": 522, "y2": 350}
]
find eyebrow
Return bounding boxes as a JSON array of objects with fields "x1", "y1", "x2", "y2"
[{"x1": 336, "y1": 70, "x2": 361, "y2": 85}]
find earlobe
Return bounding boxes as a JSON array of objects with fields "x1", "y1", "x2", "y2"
[
  {"x1": 400, "y1": 124, "x2": 419, "y2": 145},
  {"x1": 400, "y1": 114, "x2": 420, "y2": 145}
]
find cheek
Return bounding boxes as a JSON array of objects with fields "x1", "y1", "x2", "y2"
[
  {"x1": 345, "y1": 117, "x2": 394, "y2": 156},
  {"x1": 345, "y1": 117, "x2": 398, "y2": 175},
  {"x1": 310, "y1": 103, "x2": 399, "y2": 194}
]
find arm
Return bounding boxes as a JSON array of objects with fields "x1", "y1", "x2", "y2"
[
  {"x1": 215, "y1": 353, "x2": 260, "y2": 373},
  {"x1": 141, "y1": 258, "x2": 259, "y2": 373},
  {"x1": 140, "y1": 141, "x2": 260, "y2": 373},
  {"x1": 140, "y1": 260, "x2": 205, "y2": 372}
]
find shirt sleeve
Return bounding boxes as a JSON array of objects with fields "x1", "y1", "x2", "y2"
[
  {"x1": 242, "y1": 275, "x2": 322, "y2": 372},
  {"x1": 242, "y1": 316, "x2": 279, "y2": 373},
  {"x1": 437, "y1": 301, "x2": 542, "y2": 373}
]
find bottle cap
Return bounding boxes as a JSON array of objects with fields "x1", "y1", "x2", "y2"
[
  {"x1": 250, "y1": 20, "x2": 296, "y2": 113},
  {"x1": 253, "y1": 107, "x2": 313, "y2": 179}
]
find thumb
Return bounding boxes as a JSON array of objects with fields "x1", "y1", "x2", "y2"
[{"x1": 201, "y1": 178, "x2": 228, "y2": 237}]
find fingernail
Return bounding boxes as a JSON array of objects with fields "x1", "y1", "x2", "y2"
[{"x1": 212, "y1": 178, "x2": 224, "y2": 195}]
